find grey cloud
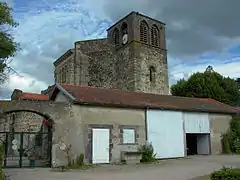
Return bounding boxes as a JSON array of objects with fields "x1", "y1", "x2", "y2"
[
  {"x1": 0, "y1": 87, "x2": 11, "y2": 99},
  {"x1": 12, "y1": 34, "x2": 77, "y2": 85},
  {"x1": 101, "y1": 0, "x2": 240, "y2": 57}
]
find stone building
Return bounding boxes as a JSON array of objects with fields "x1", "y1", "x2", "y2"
[
  {"x1": 48, "y1": 83, "x2": 237, "y2": 165},
  {"x1": 0, "y1": 89, "x2": 49, "y2": 133},
  {"x1": 53, "y1": 11, "x2": 169, "y2": 95}
]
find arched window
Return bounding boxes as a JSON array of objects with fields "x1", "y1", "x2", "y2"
[
  {"x1": 112, "y1": 28, "x2": 120, "y2": 45},
  {"x1": 60, "y1": 66, "x2": 67, "y2": 83},
  {"x1": 151, "y1": 24, "x2": 159, "y2": 47},
  {"x1": 140, "y1": 20, "x2": 149, "y2": 43},
  {"x1": 121, "y1": 22, "x2": 128, "y2": 36},
  {"x1": 59, "y1": 69, "x2": 62, "y2": 83},
  {"x1": 149, "y1": 66, "x2": 156, "y2": 83}
]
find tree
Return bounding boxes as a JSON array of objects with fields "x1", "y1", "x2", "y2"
[
  {"x1": 171, "y1": 67, "x2": 240, "y2": 106},
  {"x1": 0, "y1": 2, "x2": 19, "y2": 84}
]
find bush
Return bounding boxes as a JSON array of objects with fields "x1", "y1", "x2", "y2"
[
  {"x1": 211, "y1": 167, "x2": 240, "y2": 180},
  {"x1": 221, "y1": 132, "x2": 231, "y2": 154},
  {"x1": 138, "y1": 142, "x2": 156, "y2": 163},
  {"x1": 221, "y1": 116, "x2": 240, "y2": 154},
  {"x1": 76, "y1": 153, "x2": 84, "y2": 166}
]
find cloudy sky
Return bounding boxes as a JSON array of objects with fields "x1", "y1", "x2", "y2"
[{"x1": 1, "y1": 0, "x2": 240, "y2": 99}]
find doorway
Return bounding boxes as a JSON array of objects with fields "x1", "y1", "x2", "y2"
[
  {"x1": 92, "y1": 128, "x2": 110, "y2": 164},
  {"x1": 186, "y1": 133, "x2": 210, "y2": 156}
]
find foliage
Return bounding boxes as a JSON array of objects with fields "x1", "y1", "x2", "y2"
[
  {"x1": 221, "y1": 133, "x2": 231, "y2": 154},
  {"x1": 171, "y1": 68, "x2": 240, "y2": 106},
  {"x1": 210, "y1": 167, "x2": 240, "y2": 180},
  {"x1": 76, "y1": 153, "x2": 84, "y2": 166},
  {"x1": 221, "y1": 116, "x2": 240, "y2": 154},
  {"x1": 138, "y1": 142, "x2": 156, "y2": 163},
  {"x1": 0, "y1": 2, "x2": 19, "y2": 84}
]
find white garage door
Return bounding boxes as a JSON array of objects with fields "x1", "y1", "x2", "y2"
[
  {"x1": 184, "y1": 112, "x2": 210, "y2": 133},
  {"x1": 147, "y1": 110, "x2": 185, "y2": 159}
]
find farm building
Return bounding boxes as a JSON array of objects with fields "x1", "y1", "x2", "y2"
[{"x1": 48, "y1": 83, "x2": 236, "y2": 165}]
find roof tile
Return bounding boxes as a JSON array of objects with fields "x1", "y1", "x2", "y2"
[
  {"x1": 58, "y1": 83, "x2": 237, "y2": 114},
  {"x1": 21, "y1": 92, "x2": 49, "y2": 101}
]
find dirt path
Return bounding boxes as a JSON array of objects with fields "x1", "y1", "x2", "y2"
[{"x1": 5, "y1": 155, "x2": 240, "y2": 180}]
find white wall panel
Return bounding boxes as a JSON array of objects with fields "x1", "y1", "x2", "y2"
[
  {"x1": 184, "y1": 112, "x2": 210, "y2": 133},
  {"x1": 147, "y1": 110, "x2": 185, "y2": 159}
]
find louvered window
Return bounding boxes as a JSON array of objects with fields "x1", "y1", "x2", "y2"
[
  {"x1": 151, "y1": 25, "x2": 159, "y2": 47},
  {"x1": 140, "y1": 21, "x2": 148, "y2": 43}
]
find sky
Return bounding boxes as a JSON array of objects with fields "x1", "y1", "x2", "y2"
[{"x1": 1, "y1": 0, "x2": 240, "y2": 99}]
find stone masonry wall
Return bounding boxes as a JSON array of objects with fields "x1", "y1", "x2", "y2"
[
  {"x1": 54, "y1": 12, "x2": 169, "y2": 95},
  {"x1": 0, "y1": 100, "x2": 78, "y2": 167},
  {"x1": 71, "y1": 105, "x2": 146, "y2": 164},
  {"x1": 209, "y1": 113, "x2": 232, "y2": 154},
  {"x1": 134, "y1": 44, "x2": 169, "y2": 95},
  {"x1": 55, "y1": 53, "x2": 74, "y2": 84}
]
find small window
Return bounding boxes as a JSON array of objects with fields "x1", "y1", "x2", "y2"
[
  {"x1": 121, "y1": 22, "x2": 128, "y2": 36},
  {"x1": 113, "y1": 28, "x2": 120, "y2": 45},
  {"x1": 149, "y1": 66, "x2": 156, "y2": 83},
  {"x1": 64, "y1": 66, "x2": 67, "y2": 83},
  {"x1": 123, "y1": 128, "x2": 136, "y2": 144},
  {"x1": 60, "y1": 69, "x2": 63, "y2": 83}
]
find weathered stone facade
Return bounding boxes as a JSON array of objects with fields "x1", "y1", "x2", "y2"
[
  {"x1": 77, "y1": 106, "x2": 146, "y2": 164},
  {"x1": 52, "y1": 91, "x2": 146, "y2": 164},
  {"x1": 0, "y1": 112, "x2": 44, "y2": 132},
  {"x1": 0, "y1": 100, "x2": 77, "y2": 167},
  {"x1": 209, "y1": 113, "x2": 232, "y2": 154},
  {"x1": 54, "y1": 11, "x2": 169, "y2": 95}
]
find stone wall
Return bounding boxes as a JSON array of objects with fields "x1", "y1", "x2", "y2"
[
  {"x1": 53, "y1": 12, "x2": 170, "y2": 95},
  {"x1": 70, "y1": 105, "x2": 146, "y2": 164},
  {"x1": 74, "y1": 39, "x2": 116, "y2": 88},
  {"x1": 54, "y1": 52, "x2": 75, "y2": 84},
  {"x1": 0, "y1": 100, "x2": 77, "y2": 167},
  {"x1": 209, "y1": 113, "x2": 232, "y2": 154},
  {"x1": 134, "y1": 43, "x2": 169, "y2": 94}
]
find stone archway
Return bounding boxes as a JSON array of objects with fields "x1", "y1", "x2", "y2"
[
  {"x1": 0, "y1": 109, "x2": 55, "y2": 168},
  {"x1": 1, "y1": 109, "x2": 55, "y2": 133},
  {"x1": 0, "y1": 100, "x2": 75, "y2": 168}
]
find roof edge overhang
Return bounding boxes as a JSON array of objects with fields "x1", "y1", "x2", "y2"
[{"x1": 72, "y1": 100, "x2": 237, "y2": 115}]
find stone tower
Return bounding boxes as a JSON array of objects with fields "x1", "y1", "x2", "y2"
[
  {"x1": 53, "y1": 11, "x2": 169, "y2": 95},
  {"x1": 107, "y1": 11, "x2": 169, "y2": 94}
]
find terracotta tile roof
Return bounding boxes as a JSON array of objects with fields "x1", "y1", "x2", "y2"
[
  {"x1": 234, "y1": 107, "x2": 240, "y2": 113},
  {"x1": 57, "y1": 83, "x2": 237, "y2": 114},
  {"x1": 21, "y1": 92, "x2": 49, "y2": 101}
]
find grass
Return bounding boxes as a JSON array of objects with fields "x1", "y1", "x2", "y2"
[{"x1": 54, "y1": 164, "x2": 98, "y2": 172}]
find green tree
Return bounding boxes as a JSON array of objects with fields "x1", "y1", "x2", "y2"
[
  {"x1": 0, "y1": 2, "x2": 19, "y2": 84},
  {"x1": 171, "y1": 67, "x2": 240, "y2": 106}
]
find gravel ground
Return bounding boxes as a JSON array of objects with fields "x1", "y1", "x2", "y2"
[{"x1": 5, "y1": 155, "x2": 240, "y2": 180}]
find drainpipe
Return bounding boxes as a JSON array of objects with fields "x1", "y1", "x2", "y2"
[{"x1": 145, "y1": 107, "x2": 149, "y2": 143}]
